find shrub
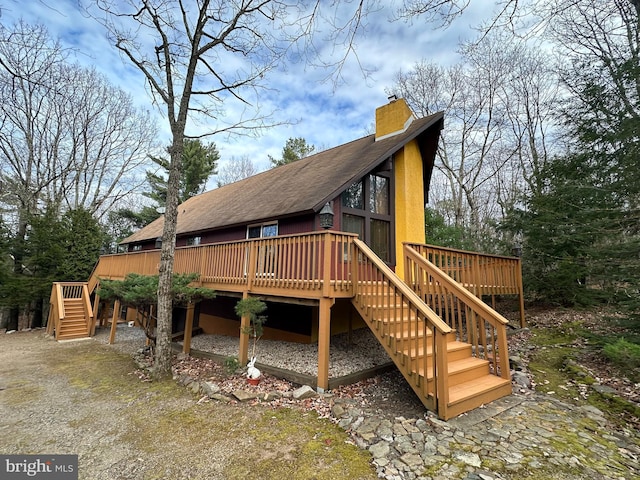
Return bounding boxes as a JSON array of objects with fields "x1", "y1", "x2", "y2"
[{"x1": 603, "y1": 338, "x2": 640, "y2": 381}]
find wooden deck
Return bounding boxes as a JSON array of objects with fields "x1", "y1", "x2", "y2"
[{"x1": 48, "y1": 231, "x2": 524, "y2": 420}]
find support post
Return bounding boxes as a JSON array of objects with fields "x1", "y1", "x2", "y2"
[
  {"x1": 317, "y1": 297, "x2": 332, "y2": 392},
  {"x1": 108, "y1": 299, "x2": 120, "y2": 345},
  {"x1": 516, "y1": 258, "x2": 526, "y2": 328},
  {"x1": 90, "y1": 292, "x2": 100, "y2": 337},
  {"x1": 238, "y1": 292, "x2": 250, "y2": 366},
  {"x1": 322, "y1": 232, "x2": 332, "y2": 298},
  {"x1": 183, "y1": 302, "x2": 195, "y2": 354}
]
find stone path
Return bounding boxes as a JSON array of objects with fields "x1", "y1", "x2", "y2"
[{"x1": 330, "y1": 392, "x2": 639, "y2": 480}]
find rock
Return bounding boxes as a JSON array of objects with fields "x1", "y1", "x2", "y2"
[
  {"x1": 509, "y1": 355, "x2": 524, "y2": 370},
  {"x1": 369, "y1": 441, "x2": 390, "y2": 458},
  {"x1": 201, "y1": 381, "x2": 220, "y2": 397},
  {"x1": 400, "y1": 452, "x2": 424, "y2": 467},
  {"x1": 190, "y1": 381, "x2": 201, "y2": 394},
  {"x1": 591, "y1": 384, "x2": 617, "y2": 395},
  {"x1": 454, "y1": 451, "x2": 481, "y2": 468},
  {"x1": 292, "y1": 385, "x2": 317, "y2": 400},
  {"x1": 262, "y1": 391, "x2": 281, "y2": 402},
  {"x1": 512, "y1": 371, "x2": 532, "y2": 389},
  {"x1": 210, "y1": 393, "x2": 233, "y2": 403},
  {"x1": 232, "y1": 390, "x2": 259, "y2": 402},
  {"x1": 331, "y1": 404, "x2": 346, "y2": 418}
]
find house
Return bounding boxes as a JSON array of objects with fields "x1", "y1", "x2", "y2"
[{"x1": 48, "y1": 98, "x2": 524, "y2": 419}]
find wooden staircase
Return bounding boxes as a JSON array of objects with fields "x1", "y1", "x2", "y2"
[
  {"x1": 351, "y1": 240, "x2": 512, "y2": 420},
  {"x1": 56, "y1": 297, "x2": 91, "y2": 340},
  {"x1": 47, "y1": 282, "x2": 93, "y2": 341}
]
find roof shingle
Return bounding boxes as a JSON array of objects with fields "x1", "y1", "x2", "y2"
[{"x1": 122, "y1": 111, "x2": 443, "y2": 244}]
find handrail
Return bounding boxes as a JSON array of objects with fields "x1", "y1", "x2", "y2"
[
  {"x1": 404, "y1": 245, "x2": 510, "y2": 380},
  {"x1": 351, "y1": 239, "x2": 451, "y2": 414},
  {"x1": 406, "y1": 242, "x2": 525, "y2": 327},
  {"x1": 46, "y1": 283, "x2": 65, "y2": 339},
  {"x1": 354, "y1": 240, "x2": 451, "y2": 334},
  {"x1": 81, "y1": 284, "x2": 94, "y2": 334},
  {"x1": 405, "y1": 247, "x2": 510, "y2": 326},
  {"x1": 405, "y1": 242, "x2": 521, "y2": 294}
]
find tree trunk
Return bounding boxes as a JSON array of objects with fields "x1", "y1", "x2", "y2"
[
  {"x1": 7, "y1": 306, "x2": 19, "y2": 332},
  {"x1": 31, "y1": 297, "x2": 44, "y2": 329},
  {"x1": 153, "y1": 138, "x2": 184, "y2": 379}
]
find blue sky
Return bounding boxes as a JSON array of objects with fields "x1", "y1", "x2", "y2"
[{"x1": 2, "y1": 1, "x2": 494, "y2": 181}]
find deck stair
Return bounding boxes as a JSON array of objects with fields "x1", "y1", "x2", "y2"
[
  {"x1": 57, "y1": 297, "x2": 91, "y2": 340},
  {"x1": 47, "y1": 282, "x2": 93, "y2": 341},
  {"x1": 351, "y1": 240, "x2": 512, "y2": 419}
]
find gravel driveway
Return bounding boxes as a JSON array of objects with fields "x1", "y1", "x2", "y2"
[{"x1": 0, "y1": 330, "x2": 377, "y2": 480}]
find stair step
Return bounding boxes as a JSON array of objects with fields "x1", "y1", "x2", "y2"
[
  {"x1": 416, "y1": 356, "x2": 489, "y2": 384},
  {"x1": 402, "y1": 340, "x2": 471, "y2": 367},
  {"x1": 61, "y1": 318, "x2": 86, "y2": 325},
  {"x1": 57, "y1": 332, "x2": 90, "y2": 340},
  {"x1": 445, "y1": 376, "x2": 512, "y2": 418},
  {"x1": 60, "y1": 325, "x2": 87, "y2": 332}
]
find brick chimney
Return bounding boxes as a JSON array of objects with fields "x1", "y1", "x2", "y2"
[{"x1": 375, "y1": 96, "x2": 415, "y2": 141}]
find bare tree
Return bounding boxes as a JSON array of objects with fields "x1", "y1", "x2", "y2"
[
  {"x1": 217, "y1": 155, "x2": 260, "y2": 187},
  {"x1": 0, "y1": 21, "x2": 158, "y2": 330},
  {"x1": 92, "y1": 0, "x2": 368, "y2": 377},
  {"x1": 392, "y1": 30, "x2": 560, "y2": 250}
]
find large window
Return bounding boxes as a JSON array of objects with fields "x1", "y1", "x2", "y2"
[{"x1": 341, "y1": 171, "x2": 393, "y2": 263}]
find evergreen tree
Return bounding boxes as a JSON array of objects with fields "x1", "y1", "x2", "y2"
[
  {"x1": 505, "y1": 54, "x2": 640, "y2": 308},
  {"x1": 424, "y1": 208, "x2": 476, "y2": 251},
  {"x1": 116, "y1": 139, "x2": 219, "y2": 228},
  {"x1": 269, "y1": 137, "x2": 315, "y2": 168}
]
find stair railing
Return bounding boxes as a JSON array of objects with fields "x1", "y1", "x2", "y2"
[
  {"x1": 47, "y1": 283, "x2": 65, "y2": 340},
  {"x1": 406, "y1": 242, "x2": 525, "y2": 327},
  {"x1": 404, "y1": 245, "x2": 510, "y2": 381},
  {"x1": 46, "y1": 282, "x2": 94, "y2": 340},
  {"x1": 351, "y1": 239, "x2": 452, "y2": 414},
  {"x1": 80, "y1": 283, "x2": 94, "y2": 334}
]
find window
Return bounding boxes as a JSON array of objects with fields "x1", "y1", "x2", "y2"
[
  {"x1": 341, "y1": 170, "x2": 393, "y2": 263},
  {"x1": 369, "y1": 175, "x2": 390, "y2": 214},
  {"x1": 186, "y1": 236, "x2": 202, "y2": 246},
  {"x1": 132, "y1": 245, "x2": 142, "y2": 252},
  {"x1": 247, "y1": 222, "x2": 278, "y2": 239},
  {"x1": 246, "y1": 222, "x2": 278, "y2": 276},
  {"x1": 341, "y1": 181, "x2": 363, "y2": 209}
]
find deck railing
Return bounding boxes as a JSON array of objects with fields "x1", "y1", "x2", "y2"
[
  {"x1": 405, "y1": 243, "x2": 525, "y2": 327},
  {"x1": 351, "y1": 239, "x2": 453, "y2": 415},
  {"x1": 403, "y1": 245, "x2": 511, "y2": 382},
  {"x1": 91, "y1": 231, "x2": 358, "y2": 299}
]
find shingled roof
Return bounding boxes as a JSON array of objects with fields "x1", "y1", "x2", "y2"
[{"x1": 121, "y1": 111, "x2": 444, "y2": 244}]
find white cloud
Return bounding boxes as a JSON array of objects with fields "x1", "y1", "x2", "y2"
[{"x1": 2, "y1": 0, "x2": 495, "y2": 179}]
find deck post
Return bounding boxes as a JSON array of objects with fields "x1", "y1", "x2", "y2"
[
  {"x1": 516, "y1": 258, "x2": 526, "y2": 328},
  {"x1": 108, "y1": 299, "x2": 120, "y2": 344},
  {"x1": 317, "y1": 297, "x2": 332, "y2": 392},
  {"x1": 238, "y1": 292, "x2": 250, "y2": 366},
  {"x1": 322, "y1": 232, "x2": 332, "y2": 298},
  {"x1": 91, "y1": 292, "x2": 100, "y2": 337},
  {"x1": 183, "y1": 302, "x2": 195, "y2": 354}
]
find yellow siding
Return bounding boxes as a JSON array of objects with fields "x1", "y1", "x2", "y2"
[{"x1": 394, "y1": 139, "x2": 426, "y2": 280}]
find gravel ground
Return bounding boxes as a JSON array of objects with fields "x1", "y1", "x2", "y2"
[
  {"x1": 0, "y1": 329, "x2": 377, "y2": 480},
  {"x1": 95, "y1": 324, "x2": 393, "y2": 377}
]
